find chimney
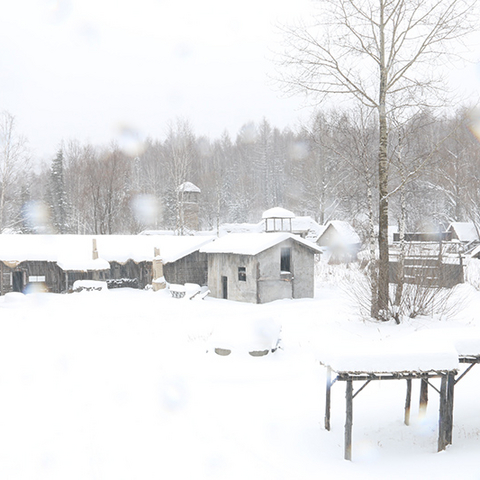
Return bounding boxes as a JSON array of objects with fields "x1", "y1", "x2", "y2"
[
  {"x1": 152, "y1": 247, "x2": 166, "y2": 291},
  {"x1": 92, "y1": 238, "x2": 99, "y2": 260}
]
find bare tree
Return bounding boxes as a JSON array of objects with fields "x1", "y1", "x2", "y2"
[
  {"x1": 0, "y1": 111, "x2": 30, "y2": 232},
  {"x1": 278, "y1": 0, "x2": 477, "y2": 319}
]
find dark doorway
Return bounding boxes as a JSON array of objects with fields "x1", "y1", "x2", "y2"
[
  {"x1": 12, "y1": 271, "x2": 24, "y2": 292},
  {"x1": 222, "y1": 276, "x2": 228, "y2": 299}
]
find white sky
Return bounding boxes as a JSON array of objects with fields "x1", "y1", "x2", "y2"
[
  {"x1": 0, "y1": 0, "x2": 314, "y2": 160},
  {"x1": 1, "y1": 0, "x2": 479, "y2": 162}
]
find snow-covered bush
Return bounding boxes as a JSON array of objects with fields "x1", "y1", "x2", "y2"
[{"x1": 334, "y1": 261, "x2": 461, "y2": 322}]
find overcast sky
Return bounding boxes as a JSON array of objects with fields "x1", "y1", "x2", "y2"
[
  {"x1": 0, "y1": 0, "x2": 316, "y2": 161},
  {"x1": 1, "y1": 0, "x2": 479, "y2": 162}
]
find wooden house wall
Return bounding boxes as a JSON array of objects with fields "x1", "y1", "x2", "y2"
[
  {"x1": 109, "y1": 260, "x2": 152, "y2": 288},
  {"x1": 389, "y1": 258, "x2": 464, "y2": 288},
  {"x1": 164, "y1": 251, "x2": 208, "y2": 286},
  {"x1": 0, "y1": 261, "x2": 65, "y2": 294},
  {"x1": 64, "y1": 270, "x2": 109, "y2": 292}
]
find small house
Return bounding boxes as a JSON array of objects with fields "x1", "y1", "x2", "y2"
[
  {"x1": 200, "y1": 232, "x2": 322, "y2": 304},
  {"x1": 447, "y1": 222, "x2": 479, "y2": 243},
  {"x1": 317, "y1": 221, "x2": 361, "y2": 263}
]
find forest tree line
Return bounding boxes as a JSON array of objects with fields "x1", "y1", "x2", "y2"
[{"x1": 1, "y1": 107, "x2": 479, "y2": 242}]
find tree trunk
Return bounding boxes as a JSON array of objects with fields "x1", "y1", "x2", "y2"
[
  {"x1": 376, "y1": 3, "x2": 389, "y2": 319},
  {"x1": 367, "y1": 182, "x2": 378, "y2": 318}
]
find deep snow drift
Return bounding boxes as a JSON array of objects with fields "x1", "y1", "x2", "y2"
[{"x1": 0, "y1": 273, "x2": 480, "y2": 479}]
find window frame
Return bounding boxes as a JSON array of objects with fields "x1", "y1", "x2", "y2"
[{"x1": 238, "y1": 266, "x2": 246, "y2": 282}]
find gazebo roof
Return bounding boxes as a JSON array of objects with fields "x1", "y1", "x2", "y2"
[
  {"x1": 262, "y1": 207, "x2": 295, "y2": 219},
  {"x1": 177, "y1": 181, "x2": 201, "y2": 193}
]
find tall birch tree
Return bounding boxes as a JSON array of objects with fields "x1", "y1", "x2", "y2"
[{"x1": 279, "y1": 0, "x2": 477, "y2": 319}]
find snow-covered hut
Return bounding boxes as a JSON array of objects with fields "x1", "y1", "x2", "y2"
[
  {"x1": 316, "y1": 221, "x2": 361, "y2": 263},
  {"x1": 0, "y1": 236, "x2": 110, "y2": 294},
  {"x1": 447, "y1": 222, "x2": 479, "y2": 243},
  {"x1": 0, "y1": 234, "x2": 214, "y2": 294},
  {"x1": 200, "y1": 232, "x2": 322, "y2": 303}
]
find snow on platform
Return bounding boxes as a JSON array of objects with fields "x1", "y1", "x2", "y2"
[{"x1": 317, "y1": 335, "x2": 459, "y2": 374}]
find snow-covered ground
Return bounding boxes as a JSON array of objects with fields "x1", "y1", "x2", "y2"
[{"x1": 1, "y1": 270, "x2": 480, "y2": 479}]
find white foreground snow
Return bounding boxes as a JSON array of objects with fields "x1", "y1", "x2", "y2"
[{"x1": 0, "y1": 280, "x2": 480, "y2": 479}]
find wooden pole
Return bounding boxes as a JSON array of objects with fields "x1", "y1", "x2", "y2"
[
  {"x1": 345, "y1": 378, "x2": 353, "y2": 461},
  {"x1": 446, "y1": 371, "x2": 455, "y2": 446},
  {"x1": 404, "y1": 378, "x2": 412, "y2": 426},
  {"x1": 325, "y1": 366, "x2": 332, "y2": 431},
  {"x1": 419, "y1": 378, "x2": 428, "y2": 418},
  {"x1": 438, "y1": 375, "x2": 447, "y2": 452}
]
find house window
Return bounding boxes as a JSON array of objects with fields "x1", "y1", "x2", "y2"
[
  {"x1": 28, "y1": 275, "x2": 46, "y2": 283},
  {"x1": 238, "y1": 267, "x2": 246, "y2": 281},
  {"x1": 280, "y1": 248, "x2": 291, "y2": 273}
]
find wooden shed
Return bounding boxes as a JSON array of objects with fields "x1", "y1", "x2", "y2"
[{"x1": 0, "y1": 234, "x2": 215, "y2": 294}]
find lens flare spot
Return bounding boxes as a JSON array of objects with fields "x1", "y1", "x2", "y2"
[{"x1": 131, "y1": 194, "x2": 160, "y2": 226}]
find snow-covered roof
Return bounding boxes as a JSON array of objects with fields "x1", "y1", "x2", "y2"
[
  {"x1": 291, "y1": 216, "x2": 326, "y2": 242},
  {"x1": 57, "y1": 257, "x2": 110, "y2": 272},
  {"x1": 262, "y1": 207, "x2": 295, "y2": 219},
  {"x1": 317, "y1": 335, "x2": 459, "y2": 374},
  {"x1": 448, "y1": 222, "x2": 478, "y2": 242},
  {"x1": 0, "y1": 234, "x2": 215, "y2": 269},
  {"x1": 177, "y1": 181, "x2": 201, "y2": 193},
  {"x1": 321, "y1": 221, "x2": 361, "y2": 245},
  {"x1": 138, "y1": 230, "x2": 175, "y2": 236},
  {"x1": 200, "y1": 232, "x2": 323, "y2": 256},
  {"x1": 218, "y1": 222, "x2": 263, "y2": 236}
]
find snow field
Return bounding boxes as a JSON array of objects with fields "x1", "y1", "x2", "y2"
[{"x1": 0, "y1": 282, "x2": 479, "y2": 479}]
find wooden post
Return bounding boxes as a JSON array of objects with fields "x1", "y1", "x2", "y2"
[
  {"x1": 404, "y1": 378, "x2": 412, "y2": 426},
  {"x1": 325, "y1": 366, "x2": 332, "y2": 431},
  {"x1": 345, "y1": 378, "x2": 353, "y2": 461},
  {"x1": 438, "y1": 375, "x2": 447, "y2": 452},
  {"x1": 446, "y1": 371, "x2": 455, "y2": 446},
  {"x1": 419, "y1": 378, "x2": 428, "y2": 418}
]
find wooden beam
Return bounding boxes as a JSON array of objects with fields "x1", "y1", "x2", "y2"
[
  {"x1": 352, "y1": 379, "x2": 371, "y2": 399},
  {"x1": 404, "y1": 379, "x2": 412, "y2": 426},
  {"x1": 455, "y1": 363, "x2": 477, "y2": 385},
  {"x1": 345, "y1": 379, "x2": 353, "y2": 461}
]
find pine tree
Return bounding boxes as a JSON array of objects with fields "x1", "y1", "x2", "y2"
[{"x1": 49, "y1": 149, "x2": 69, "y2": 233}]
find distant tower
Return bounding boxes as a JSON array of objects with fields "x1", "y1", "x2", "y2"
[
  {"x1": 262, "y1": 207, "x2": 295, "y2": 233},
  {"x1": 177, "y1": 181, "x2": 201, "y2": 232}
]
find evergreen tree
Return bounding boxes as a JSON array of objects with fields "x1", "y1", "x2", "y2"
[{"x1": 49, "y1": 149, "x2": 69, "y2": 233}]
